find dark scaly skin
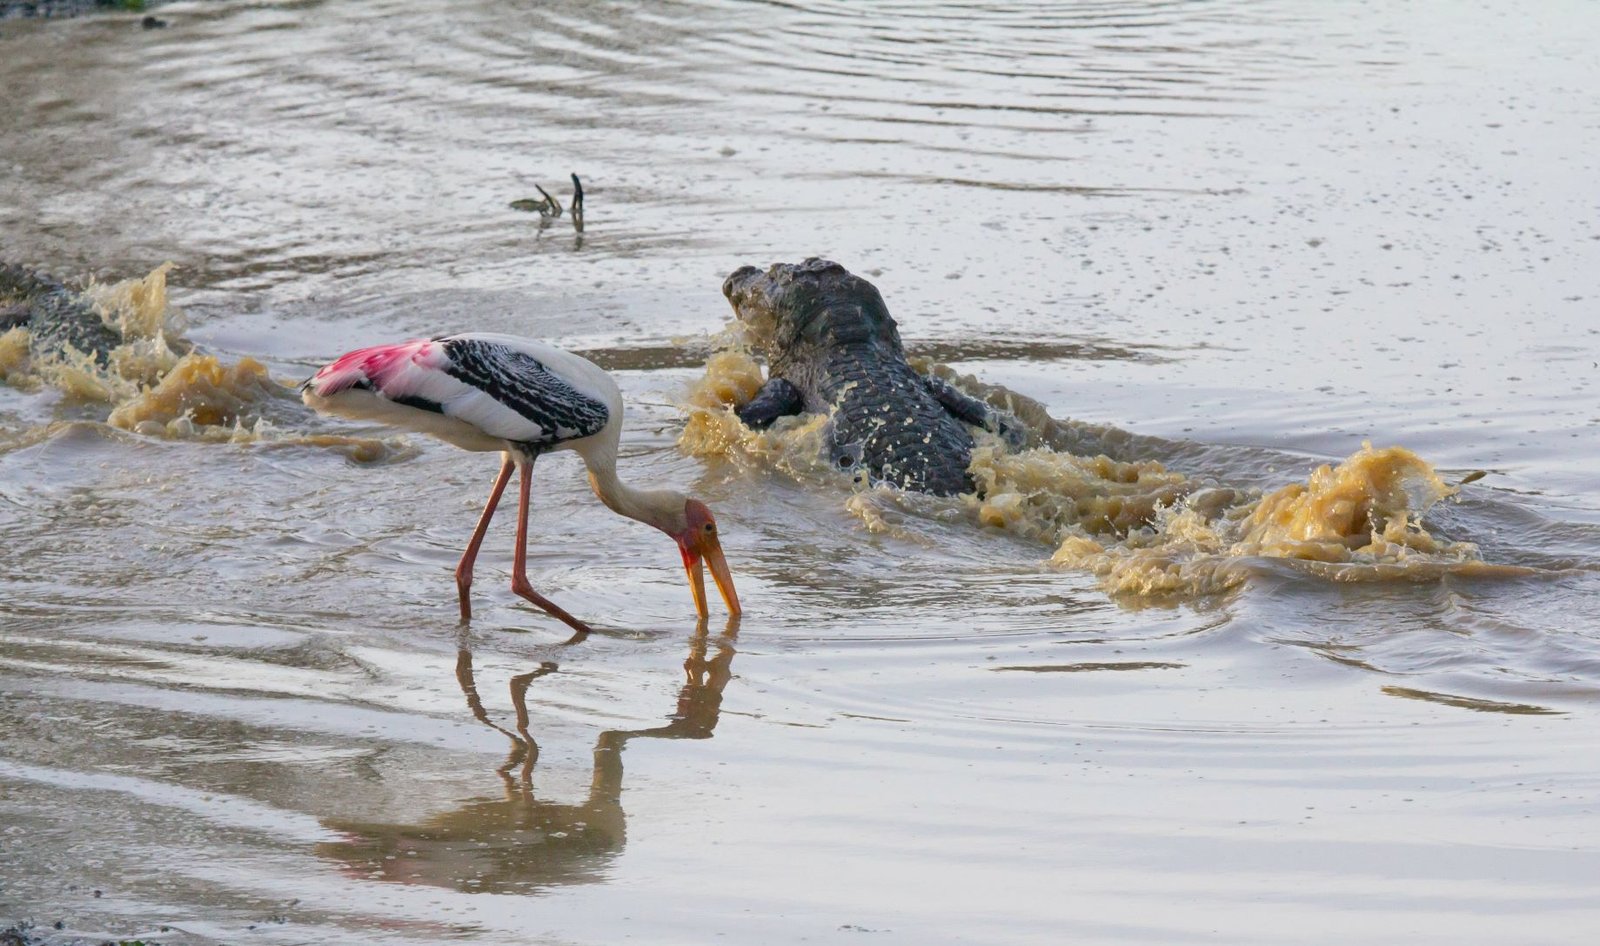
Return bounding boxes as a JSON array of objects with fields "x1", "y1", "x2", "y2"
[
  {"x1": 1, "y1": 262, "x2": 122, "y2": 365},
  {"x1": 0, "y1": 2, "x2": 169, "y2": 20},
  {"x1": 722, "y1": 258, "x2": 1016, "y2": 496}
]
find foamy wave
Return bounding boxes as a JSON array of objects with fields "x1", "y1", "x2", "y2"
[
  {"x1": 680, "y1": 328, "x2": 1523, "y2": 597},
  {"x1": 2, "y1": 265, "x2": 405, "y2": 462}
]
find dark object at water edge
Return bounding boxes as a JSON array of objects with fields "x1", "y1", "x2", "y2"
[
  {"x1": 509, "y1": 173, "x2": 584, "y2": 232},
  {"x1": 2, "y1": 1, "x2": 167, "y2": 21},
  {"x1": 0, "y1": 262, "x2": 121, "y2": 364}
]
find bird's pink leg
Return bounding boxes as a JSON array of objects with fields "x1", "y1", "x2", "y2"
[
  {"x1": 456, "y1": 453, "x2": 516, "y2": 623},
  {"x1": 510, "y1": 459, "x2": 596, "y2": 636}
]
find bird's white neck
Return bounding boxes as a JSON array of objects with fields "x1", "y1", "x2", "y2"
[{"x1": 583, "y1": 453, "x2": 687, "y2": 537}]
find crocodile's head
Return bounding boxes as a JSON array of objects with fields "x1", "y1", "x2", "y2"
[{"x1": 722, "y1": 258, "x2": 905, "y2": 367}]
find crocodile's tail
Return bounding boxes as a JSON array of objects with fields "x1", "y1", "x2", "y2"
[{"x1": 1, "y1": 262, "x2": 124, "y2": 365}]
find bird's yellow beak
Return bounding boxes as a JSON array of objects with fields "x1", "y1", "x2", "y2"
[{"x1": 681, "y1": 538, "x2": 740, "y2": 618}]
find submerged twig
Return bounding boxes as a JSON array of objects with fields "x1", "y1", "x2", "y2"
[
  {"x1": 570, "y1": 173, "x2": 585, "y2": 232},
  {"x1": 534, "y1": 184, "x2": 562, "y2": 217},
  {"x1": 510, "y1": 174, "x2": 585, "y2": 234}
]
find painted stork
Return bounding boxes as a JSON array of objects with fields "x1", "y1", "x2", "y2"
[{"x1": 300, "y1": 333, "x2": 740, "y2": 632}]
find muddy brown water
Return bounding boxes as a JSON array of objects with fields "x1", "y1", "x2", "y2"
[{"x1": 2, "y1": 1, "x2": 1599, "y2": 944}]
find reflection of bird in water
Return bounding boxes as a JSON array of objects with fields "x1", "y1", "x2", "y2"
[
  {"x1": 316, "y1": 618, "x2": 738, "y2": 894},
  {"x1": 301, "y1": 333, "x2": 740, "y2": 632}
]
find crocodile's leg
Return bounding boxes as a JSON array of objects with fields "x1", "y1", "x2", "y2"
[
  {"x1": 923, "y1": 375, "x2": 1025, "y2": 448},
  {"x1": 924, "y1": 375, "x2": 988, "y2": 426},
  {"x1": 736, "y1": 377, "x2": 805, "y2": 429}
]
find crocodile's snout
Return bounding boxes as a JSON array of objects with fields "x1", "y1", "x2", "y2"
[
  {"x1": 721, "y1": 265, "x2": 763, "y2": 304},
  {"x1": 721, "y1": 257, "x2": 873, "y2": 332},
  {"x1": 723, "y1": 258, "x2": 850, "y2": 308}
]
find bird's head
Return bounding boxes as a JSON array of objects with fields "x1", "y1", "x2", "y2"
[{"x1": 672, "y1": 499, "x2": 741, "y2": 619}]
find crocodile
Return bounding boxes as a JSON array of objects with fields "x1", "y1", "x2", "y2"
[
  {"x1": 721, "y1": 257, "x2": 1020, "y2": 496},
  {"x1": 0, "y1": 262, "x2": 121, "y2": 364}
]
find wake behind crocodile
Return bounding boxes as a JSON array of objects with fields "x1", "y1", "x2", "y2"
[
  {"x1": 681, "y1": 334, "x2": 1529, "y2": 599},
  {"x1": 0, "y1": 264, "x2": 404, "y2": 461},
  {"x1": 0, "y1": 261, "x2": 1537, "y2": 598}
]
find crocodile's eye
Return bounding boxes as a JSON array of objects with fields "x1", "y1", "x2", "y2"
[{"x1": 838, "y1": 455, "x2": 854, "y2": 468}]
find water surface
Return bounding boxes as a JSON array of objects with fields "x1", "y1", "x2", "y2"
[{"x1": 3, "y1": 1, "x2": 1599, "y2": 944}]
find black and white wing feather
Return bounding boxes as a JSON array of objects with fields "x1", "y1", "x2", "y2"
[{"x1": 302, "y1": 332, "x2": 616, "y2": 453}]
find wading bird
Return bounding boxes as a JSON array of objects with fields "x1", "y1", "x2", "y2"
[{"x1": 301, "y1": 333, "x2": 740, "y2": 632}]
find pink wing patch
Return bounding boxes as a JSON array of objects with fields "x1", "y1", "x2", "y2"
[{"x1": 309, "y1": 338, "x2": 444, "y2": 396}]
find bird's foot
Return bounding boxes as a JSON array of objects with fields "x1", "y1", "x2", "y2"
[{"x1": 509, "y1": 577, "x2": 596, "y2": 636}]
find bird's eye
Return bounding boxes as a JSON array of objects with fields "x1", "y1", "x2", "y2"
[{"x1": 704, "y1": 523, "x2": 716, "y2": 534}]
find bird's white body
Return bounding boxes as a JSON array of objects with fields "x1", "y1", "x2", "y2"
[
  {"x1": 300, "y1": 331, "x2": 740, "y2": 628},
  {"x1": 302, "y1": 332, "x2": 623, "y2": 462}
]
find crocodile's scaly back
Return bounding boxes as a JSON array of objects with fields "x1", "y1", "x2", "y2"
[
  {"x1": 816, "y1": 350, "x2": 973, "y2": 494},
  {"x1": 723, "y1": 258, "x2": 975, "y2": 495}
]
